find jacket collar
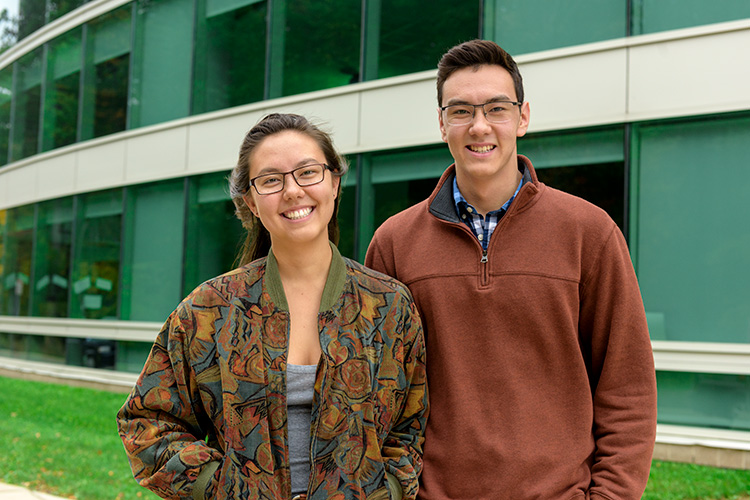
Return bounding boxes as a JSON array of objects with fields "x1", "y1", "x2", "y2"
[
  {"x1": 428, "y1": 155, "x2": 538, "y2": 222},
  {"x1": 265, "y1": 241, "x2": 347, "y2": 313}
]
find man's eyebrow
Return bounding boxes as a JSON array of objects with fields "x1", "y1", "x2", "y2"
[{"x1": 444, "y1": 95, "x2": 514, "y2": 106}]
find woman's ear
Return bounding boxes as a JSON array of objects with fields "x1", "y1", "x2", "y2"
[{"x1": 243, "y1": 193, "x2": 258, "y2": 218}]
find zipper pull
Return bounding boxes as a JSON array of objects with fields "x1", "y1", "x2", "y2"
[{"x1": 481, "y1": 251, "x2": 488, "y2": 263}]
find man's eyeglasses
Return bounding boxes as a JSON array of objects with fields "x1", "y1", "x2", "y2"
[
  {"x1": 249, "y1": 163, "x2": 332, "y2": 195},
  {"x1": 440, "y1": 100, "x2": 522, "y2": 125}
]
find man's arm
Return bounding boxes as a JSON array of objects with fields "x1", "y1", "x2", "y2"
[{"x1": 580, "y1": 225, "x2": 657, "y2": 499}]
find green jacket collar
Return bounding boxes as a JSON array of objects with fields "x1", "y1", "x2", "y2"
[{"x1": 265, "y1": 241, "x2": 347, "y2": 313}]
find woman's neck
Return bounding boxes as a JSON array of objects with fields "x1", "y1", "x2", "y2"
[{"x1": 272, "y1": 238, "x2": 333, "y2": 287}]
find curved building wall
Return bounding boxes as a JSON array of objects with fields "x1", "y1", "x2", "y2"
[{"x1": 1, "y1": 0, "x2": 750, "y2": 457}]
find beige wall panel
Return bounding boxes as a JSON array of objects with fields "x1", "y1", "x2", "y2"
[
  {"x1": 264, "y1": 92, "x2": 362, "y2": 153},
  {"x1": 75, "y1": 140, "x2": 126, "y2": 193},
  {"x1": 35, "y1": 153, "x2": 77, "y2": 202},
  {"x1": 186, "y1": 112, "x2": 261, "y2": 175},
  {"x1": 125, "y1": 126, "x2": 188, "y2": 183},
  {"x1": 359, "y1": 78, "x2": 440, "y2": 152},
  {"x1": 628, "y1": 29, "x2": 750, "y2": 120},
  {"x1": 2, "y1": 163, "x2": 37, "y2": 207},
  {"x1": 521, "y1": 49, "x2": 628, "y2": 132}
]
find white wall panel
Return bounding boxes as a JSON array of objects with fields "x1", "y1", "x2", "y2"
[
  {"x1": 186, "y1": 112, "x2": 259, "y2": 175},
  {"x1": 628, "y1": 28, "x2": 750, "y2": 121},
  {"x1": 359, "y1": 77, "x2": 440, "y2": 153},
  {"x1": 125, "y1": 126, "x2": 188, "y2": 183},
  {"x1": 522, "y1": 48, "x2": 628, "y2": 132},
  {"x1": 75, "y1": 140, "x2": 126, "y2": 193},
  {"x1": 2, "y1": 163, "x2": 37, "y2": 207},
  {"x1": 35, "y1": 153, "x2": 77, "y2": 202}
]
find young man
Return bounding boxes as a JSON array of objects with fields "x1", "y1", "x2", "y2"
[{"x1": 365, "y1": 39, "x2": 657, "y2": 499}]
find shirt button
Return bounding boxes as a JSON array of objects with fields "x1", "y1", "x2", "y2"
[
  {"x1": 461, "y1": 214, "x2": 466, "y2": 219},
  {"x1": 478, "y1": 234, "x2": 483, "y2": 241},
  {"x1": 467, "y1": 207, "x2": 473, "y2": 213}
]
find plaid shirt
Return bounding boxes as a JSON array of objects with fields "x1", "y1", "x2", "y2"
[{"x1": 453, "y1": 175, "x2": 524, "y2": 251}]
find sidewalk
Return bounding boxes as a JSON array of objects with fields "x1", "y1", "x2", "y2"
[{"x1": 0, "y1": 482, "x2": 70, "y2": 500}]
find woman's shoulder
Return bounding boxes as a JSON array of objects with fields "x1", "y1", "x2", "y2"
[
  {"x1": 344, "y1": 257, "x2": 414, "y2": 302},
  {"x1": 184, "y1": 257, "x2": 268, "y2": 304}
]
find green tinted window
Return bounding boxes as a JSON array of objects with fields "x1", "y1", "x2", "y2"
[
  {"x1": 81, "y1": 6, "x2": 131, "y2": 140},
  {"x1": 121, "y1": 179, "x2": 185, "y2": 321},
  {"x1": 70, "y1": 190, "x2": 123, "y2": 319},
  {"x1": 270, "y1": 0, "x2": 360, "y2": 97},
  {"x1": 635, "y1": 0, "x2": 750, "y2": 35},
  {"x1": 192, "y1": 0, "x2": 266, "y2": 114},
  {"x1": 656, "y1": 371, "x2": 750, "y2": 430},
  {"x1": 0, "y1": 205, "x2": 35, "y2": 316},
  {"x1": 637, "y1": 116, "x2": 750, "y2": 343},
  {"x1": 0, "y1": 68, "x2": 12, "y2": 165},
  {"x1": 32, "y1": 198, "x2": 74, "y2": 317},
  {"x1": 130, "y1": 0, "x2": 194, "y2": 128},
  {"x1": 17, "y1": 0, "x2": 46, "y2": 40},
  {"x1": 183, "y1": 173, "x2": 244, "y2": 296},
  {"x1": 11, "y1": 48, "x2": 43, "y2": 161},
  {"x1": 366, "y1": 0, "x2": 480, "y2": 80},
  {"x1": 42, "y1": 28, "x2": 82, "y2": 151},
  {"x1": 337, "y1": 184, "x2": 355, "y2": 260},
  {"x1": 48, "y1": 0, "x2": 89, "y2": 23},
  {"x1": 487, "y1": 0, "x2": 625, "y2": 55}
]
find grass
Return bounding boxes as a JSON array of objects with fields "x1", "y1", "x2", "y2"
[{"x1": 2, "y1": 375, "x2": 750, "y2": 500}]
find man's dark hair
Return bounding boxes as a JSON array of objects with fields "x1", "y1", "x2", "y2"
[{"x1": 437, "y1": 39, "x2": 524, "y2": 106}]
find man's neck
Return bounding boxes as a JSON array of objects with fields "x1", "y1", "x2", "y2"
[{"x1": 455, "y1": 163, "x2": 522, "y2": 217}]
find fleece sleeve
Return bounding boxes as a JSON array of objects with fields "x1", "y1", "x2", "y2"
[
  {"x1": 116, "y1": 298, "x2": 223, "y2": 500},
  {"x1": 579, "y1": 225, "x2": 657, "y2": 500}
]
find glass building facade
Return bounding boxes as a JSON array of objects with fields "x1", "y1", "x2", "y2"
[{"x1": 1, "y1": 0, "x2": 749, "y2": 460}]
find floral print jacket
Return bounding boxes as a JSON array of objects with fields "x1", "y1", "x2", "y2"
[{"x1": 117, "y1": 245, "x2": 428, "y2": 500}]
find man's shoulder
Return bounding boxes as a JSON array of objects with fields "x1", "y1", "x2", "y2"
[{"x1": 540, "y1": 185, "x2": 615, "y2": 227}]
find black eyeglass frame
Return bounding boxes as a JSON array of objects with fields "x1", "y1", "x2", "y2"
[
  {"x1": 249, "y1": 163, "x2": 333, "y2": 195},
  {"x1": 440, "y1": 100, "x2": 523, "y2": 124}
]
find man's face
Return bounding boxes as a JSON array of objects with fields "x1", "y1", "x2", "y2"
[{"x1": 438, "y1": 64, "x2": 530, "y2": 184}]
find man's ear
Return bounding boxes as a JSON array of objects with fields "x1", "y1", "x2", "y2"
[
  {"x1": 516, "y1": 101, "x2": 531, "y2": 138},
  {"x1": 438, "y1": 107, "x2": 448, "y2": 143}
]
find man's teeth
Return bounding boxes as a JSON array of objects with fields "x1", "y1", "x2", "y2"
[
  {"x1": 284, "y1": 207, "x2": 313, "y2": 220},
  {"x1": 469, "y1": 145, "x2": 494, "y2": 153}
]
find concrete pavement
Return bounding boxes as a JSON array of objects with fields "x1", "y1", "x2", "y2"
[{"x1": 0, "y1": 482, "x2": 70, "y2": 500}]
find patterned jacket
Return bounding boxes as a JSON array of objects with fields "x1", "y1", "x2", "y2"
[{"x1": 117, "y1": 245, "x2": 428, "y2": 500}]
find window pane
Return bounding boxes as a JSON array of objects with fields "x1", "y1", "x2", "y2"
[
  {"x1": 183, "y1": 173, "x2": 244, "y2": 296},
  {"x1": 70, "y1": 189, "x2": 122, "y2": 320},
  {"x1": 11, "y1": 48, "x2": 43, "y2": 161},
  {"x1": 42, "y1": 28, "x2": 82, "y2": 151},
  {"x1": 279, "y1": 0, "x2": 360, "y2": 96},
  {"x1": 536, "y1": 162, "x2": 625, "y2": 231},
  {"x1": 192, "y1": 0, "x2": 266, "y2": 113},
  {"x1": 32, "y1": 198, "x2": 74, "y2": 317},
  {"x1": 122, "y1": 179, "x2": 185, "y2": 321},
  {"x1": 338, "y1": 184, "x2": 355, "y2": 259},
  {"x1": 489, "y1": 0, "x2": 626, "y2": 55},
  {"x1": 0, "y1": 205, "x2": 34, "y2": 316},
  {"x1": 637, "y1": 0, "x2": 750, "y2": 35},
  {"x1": 373, "y1": 177, "x2": 436, "y2": 230},
  {"x1": 656, "y1": 371, "x2": 750, "y2": 431},
  {"x1": 372, "y1": 0, "x2": 480, "y2": 79},
  {"x1": 81, "y1": 6, "x2": 131, "y2": 140},
  {"x1": 47, "y1": 0, "x2": 89, "y2": 23},
  {"x1": 0, "y1": 67, "x2": 12, "y2": 165},
  {"x1": 130, "y1": 0, "x2": 193, "y2": 128},
  {"x1": 637, "y1": 116, "x2": 750, "y2": 343},
  {"x1": 17, "y1": 0, "x2": 45, "y2": 41}
]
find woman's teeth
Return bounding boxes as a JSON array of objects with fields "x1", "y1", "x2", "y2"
[{"x1": 284, "y1": 207, "x2": 313, "y2": 220}]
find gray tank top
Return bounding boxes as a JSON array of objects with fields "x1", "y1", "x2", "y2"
[{"x1": 286, "y1": 363, "x2": 317, "y2": 495}]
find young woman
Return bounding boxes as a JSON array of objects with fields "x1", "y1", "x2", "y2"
[{"x1": 117, "y1": 114, "x2": 428, "y2": 500}]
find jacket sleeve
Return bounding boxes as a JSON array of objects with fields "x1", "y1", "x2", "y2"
[
  {"x1": 116, "y1": 298, "x2": 223, "y2": 500},
  {"x1": 579, "y1": 225, "x2": 657, "y2": 500},
  {"x1": 381, "y1": 292, "x2": 429, "y2": 500}
]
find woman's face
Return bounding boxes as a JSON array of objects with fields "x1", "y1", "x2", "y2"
[{"x1": 243, "y1": 130, "x2": 339, "y2": 251}]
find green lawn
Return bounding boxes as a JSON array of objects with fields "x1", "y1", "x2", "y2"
[{"x1": 2, "y1": 375, "x2": 749, "y2": 500}]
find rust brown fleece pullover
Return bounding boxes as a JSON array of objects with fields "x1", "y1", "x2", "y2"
[{"x1": 366, "y1": 157, "x2": 656, "y2": 500}]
